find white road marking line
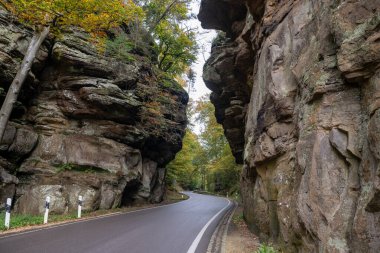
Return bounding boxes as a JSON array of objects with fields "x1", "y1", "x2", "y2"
[
  {"x1": 187, "y1": 198, "x2": 231, "y2": 253},
  {"x1": 0, "y1": 195, "x2": 192, "y2": 240},
  {"x1": 221, "y1": 202, "x2": 237, "y2": 253}
]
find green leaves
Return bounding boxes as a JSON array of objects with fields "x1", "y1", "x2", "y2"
[
  {"x1": 105, "y1": 34, "x2": 135, "y2": 63},
  {"x1": 167, "y1": 97, "x2": 241, "y2": 194},
  {"x1": 3, "y1": 0, "x2": 197, "y2": 76},
  {"x1": 139, "y1": 0, "x2": 198, "y2": 76},
  {"x1": 255, "y1": 244, "x2": 279, "y2": 253},
  {"x1": 166, "y1": 130, "x2": 202, "y2": 190},
  {"x1": 195, "y1": 98, "x2": 227, "y2": 160},
  {"x1": 155, "y1": 20, "x2": 197, "y2": 75},
  {"x1": 194, "y1": 98, "x2": 242, "y2": 194},
  {"x1": 2, "y1": 0, "x2": 143, "y2": 38}
]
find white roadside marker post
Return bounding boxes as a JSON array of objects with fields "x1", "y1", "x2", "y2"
[
  {"x1": 43, "y1": 196, "x2": 50, "y2": 224},
  {"x1": 4, "y1": 198, "x2": 11, "y2": 229},
  {"x1": 181, "y1": 194, "x2": 184, "y2": 199},
  {"x1": 78, "y1": 195, "x2": 83, "y2": 218}
]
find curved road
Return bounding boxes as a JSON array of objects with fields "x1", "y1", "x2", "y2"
[{"x1": 0, "y1": 192, "x2": 231, "y2": 253}]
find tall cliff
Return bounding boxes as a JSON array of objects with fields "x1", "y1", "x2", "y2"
[
  {"x1": 199, "y1": 0, "x2": 380, "y2": 252},
  {"x1": 0, "y1": 10, "x2": 188, "y2": 214}
]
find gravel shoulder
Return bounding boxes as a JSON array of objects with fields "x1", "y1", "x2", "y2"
[{"x1": 224, "y1": 205, "x2": 259, "y2": 253}]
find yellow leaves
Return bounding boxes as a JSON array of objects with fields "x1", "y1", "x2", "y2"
[{"x1": 1, "y1": 0, "x2": 143, "y2": 40}]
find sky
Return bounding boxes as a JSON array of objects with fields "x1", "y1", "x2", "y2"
[
  {"x1": 188, "y1": 1, "x2": 216, "y2": 101},
  {"x1": 185, "y1": 1, "x2": 217, "y2": 133}
]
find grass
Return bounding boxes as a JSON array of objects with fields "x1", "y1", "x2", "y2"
[
  {"x1": 158, "y1": 74, "x2": 184, "y2": 92},
  {"x1": 165, "y1": 190, "x2": 189, "y2": 201},
  {"x1": 0, "y1": 190, "x2": 190, "y2": 232},
  {"x1": 255, "y1": 244, "x2": 279, "y2": 253},
  {"x1": 105, "y1": 34, "x2": 135, "y2": 63},
  {"x1": 0, "y1": 208, "x2": 137, "y2": 231},
  {"x1": 193, "y1": 190, "x2": 219, "y2": 196},
  {"x1": 0, "y1": 212, "x2": 78, "y2": 231},
  {"x1": 233, "y1": 213, "x2": 244, "y2": 224},
  {"x1": 55, "y1": 163, "x2": 109, "y2": 174}
]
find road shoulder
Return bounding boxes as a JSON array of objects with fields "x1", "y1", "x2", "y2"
[
  {"x1": 224, "y1": 205, "x2": 259, "y2": 253},
  {"x1": 206, "y1": 201, "x2": 260, "y2": 253},
  {"x1": 0, "y1": 190, "x2": 189, "y2": 236}
]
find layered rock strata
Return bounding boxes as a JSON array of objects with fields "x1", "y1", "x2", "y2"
[
  {"x1": 200, "y1": 0, "x2": 380, "y2": 252},
  {"x1": 0, "y1": 10, "x2": 188, "y2": 214}
]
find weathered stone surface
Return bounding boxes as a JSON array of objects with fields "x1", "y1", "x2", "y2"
[
  {"x1": 8, "y1": 128, "x2": 38, "y2": 158},
  {"x1": 203, "y1": 36, "x2": 252, "y2": 163},
  {"x1": 150, "y1": 167, "x2": 166, "y2": 203},
  {"x1": 15, "y1": 185, "x2": 67, "y2": 215},
  {"x1": 200, "y1": 0, "x2": 380, "y2": 252},
  {"x1": 0, "y1": 11, "x2": 187, "y2": 214},
  {"x1": 198, "y1": 0, "x2": 247, "y2": 38},
  {"x1": 138, "y1": 159, "x2": 158, "y2": 199},
  {"x1": 0, "y1": 166, "x2": 18, "y2": 209}
]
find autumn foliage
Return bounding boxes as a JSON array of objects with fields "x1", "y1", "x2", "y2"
[
  {"x1": 0, "y1": 0, "x2": 145, "y2": 140},
  {"x1": 0, "y1": 0, "x2": 143, "y2": 37}
]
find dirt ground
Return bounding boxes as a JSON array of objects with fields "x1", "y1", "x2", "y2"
[{"x1": 225, "y1": 206, "x2": 260, "y2": 253}]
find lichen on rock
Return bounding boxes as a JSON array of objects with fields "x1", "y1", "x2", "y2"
[
  {"x1": 199, "y1": 0, "x2": 380, "y2": 252},
  {"x1": 0, "y1": 10, "x2": 188, "y2": 213}
]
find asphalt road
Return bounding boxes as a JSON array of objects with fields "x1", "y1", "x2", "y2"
[{"x1": 0, "y1": 192, "x2": 231, "y2": 253}]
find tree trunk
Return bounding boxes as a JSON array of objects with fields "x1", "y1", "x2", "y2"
[
  {"x1": 149, "y1": 0, "x2": 180, "y2": 33},
  {"x1": 0, "y1": 26, "x2": 50, "y2": 140}
]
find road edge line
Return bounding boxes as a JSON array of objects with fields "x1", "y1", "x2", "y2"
[
  {"x1": 186, "y1": 198, "x2": 231, "y2": 253},
  {"x1": 221, "y1": 201, "x2": 237, "y2": 253},
  {"x1": 0, "y1": 194, "x2": 192, "y2": 239}
]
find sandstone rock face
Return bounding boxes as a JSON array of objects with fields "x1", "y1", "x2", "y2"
[
  {"x1": 200, "y1": 0, "x2": 380, "y2": 252},
  {"x1": 0, "y1": 10, "x2": 187, "y2": 214}
]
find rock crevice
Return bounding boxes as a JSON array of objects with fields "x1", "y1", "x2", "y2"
[
  {"x1": 0, "y1": 11, "x2": 188, "y2": 213},
  {"x1": 200, "y1": 0, "x2": 380, "y2": 252}
]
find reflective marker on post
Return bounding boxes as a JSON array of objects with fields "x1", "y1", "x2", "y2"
[
  {"x1": 4, "y1": 198, "x2": 11, "y2": 229},
  {"x1": 78, "y1": 195, "x2": 83, "y2": 218},
  {"x1": 43, "y1": 196, "x2": 50, "y2": 224}
]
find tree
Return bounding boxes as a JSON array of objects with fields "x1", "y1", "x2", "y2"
[
  {"x1": 166, "y1": 129, "x2": 203, "y2": 190},
  {"x1": 194, "y1": 97, "x2": 242, "y2": 194},
  {"x1": 186, "y1": 68, "x2": 196, "y2": 94},
  {"x1": 138, "y1": 0, "x2": 198, "y2": 76},
  {"x1": 0, "y1": 0, "x2": 143, "y2": 140},
  {"x1": 138, "y1": 0, "x2": 188, "y2": 32},
  {"x1": 195, "y1": 97, "x2": 227, "y2": 160},
  {"x1": 167, "y1": 96, "x2": 242, "y2": 193}
]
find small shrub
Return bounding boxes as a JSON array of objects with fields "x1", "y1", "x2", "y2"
[
  {"x1": 233, "y1": 213, "x2": 244, "y2": 224},
  {"x1": 105, "y1": 34, "x2": 135, "y2": 63},
  {"x1": 56, "y1": 163, "x2": 108, "y2": 174},
  {"x1": 255, "y1": 244, "x2": 278, "y2": 253}
]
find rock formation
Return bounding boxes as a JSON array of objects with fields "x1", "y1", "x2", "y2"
[
  {"x1": 0, "y1": 9, "x2": 188, "y2": 214},
  {"x1": 199, "y1": 0, "x2": 380, "y2": 252}
]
